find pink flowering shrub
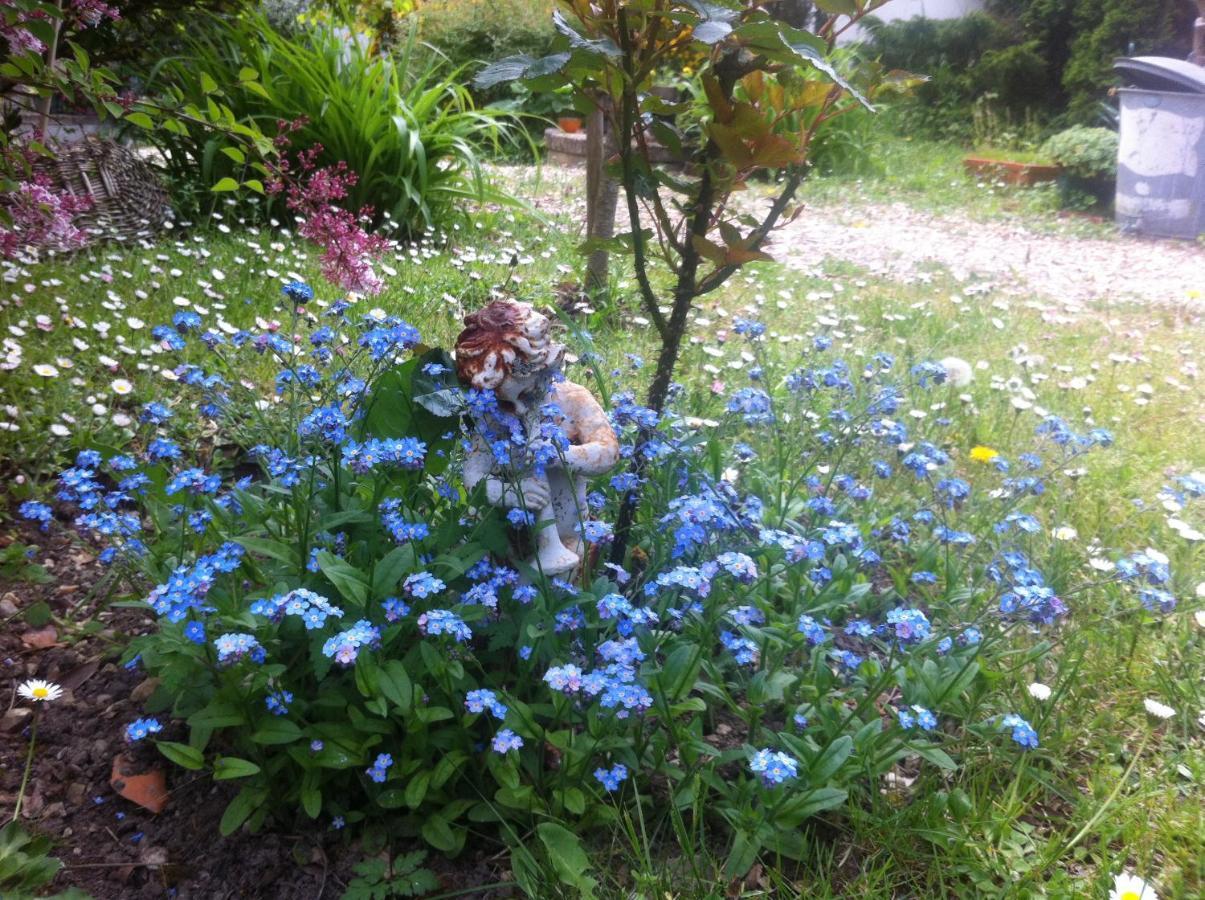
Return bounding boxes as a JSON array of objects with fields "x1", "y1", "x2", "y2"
[
  {"x1": 0, "y1": 172, "x2": 92, "y2": 258},
  {"x1": 268, "y1": 143, "x2": 389, "y2": 295}
]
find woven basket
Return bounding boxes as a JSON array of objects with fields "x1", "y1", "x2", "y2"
[{"x1": 35, "y1": 139, "x2": 172, "y2": 243}]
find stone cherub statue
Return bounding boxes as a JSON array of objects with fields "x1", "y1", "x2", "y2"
[{"x1": 455, "y1": 300, "x2": 619, "y2": 576}]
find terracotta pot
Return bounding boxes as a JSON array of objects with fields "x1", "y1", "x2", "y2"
[
  {"x1": 963, "y1": 156, "x2": 1061, "y2": 187},
  {"x1": 557, "y1": 116, "x2": 583, "y2": 134}
]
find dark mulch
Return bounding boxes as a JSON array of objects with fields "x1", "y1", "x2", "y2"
[{"x1": 1, "y1": 522, "x2": 513, "y2": 899}]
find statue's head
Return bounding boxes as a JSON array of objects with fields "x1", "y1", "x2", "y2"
[{"x1": 454, "y1": 300, "x2": 565, "y2": 397}]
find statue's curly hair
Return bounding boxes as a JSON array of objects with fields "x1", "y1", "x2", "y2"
[{"x1": 454, "y1": 300, "x2": 558, "y2": 391}]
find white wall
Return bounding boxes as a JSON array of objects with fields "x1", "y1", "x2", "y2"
[{"x1": 840, "y1": 0, "x2": 987, "y2": 44}]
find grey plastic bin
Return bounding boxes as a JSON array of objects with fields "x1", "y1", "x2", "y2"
[{"x1": 1114, "y1": 57, "x2": 1205, "y2": 239}]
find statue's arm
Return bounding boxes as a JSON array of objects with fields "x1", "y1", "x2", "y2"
[
  {"x1": 463, "y1": 438, "x2": 550, "y2": 509},
  {"x1": 558, "y1": 384, "x2": 620, "y2": 476}
]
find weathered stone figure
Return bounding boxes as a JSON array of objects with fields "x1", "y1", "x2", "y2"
[{"x1": 455, "y1": 300, "x2": 619, "y2": 575}]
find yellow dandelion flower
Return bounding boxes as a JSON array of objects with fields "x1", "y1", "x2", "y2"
[{"x1": 969, "y1": 446, "x2": 998, "y2": 463}]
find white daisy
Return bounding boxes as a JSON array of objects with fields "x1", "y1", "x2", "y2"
[
  {"x1": 1143, "y1": 698, "x2": 1175, "y2": 720},
  {"x1": 18, "y1": 679, "x2": 63, "y2": 703},
  {"x1": 1110, "y1": 872, "x2": 1157, "y2": 900},
  {"x1": 32, "y1": 363, "x2": 59, "y2": 377},
  {"x1": 1028, "y1": 682, "x2": 1052, "y2": 701},
  {"x1": 111, "y1": 379, "x2": 133, "y2": 395},
  {"x1": 1051, "y1": 526, "x2": 1078, "y2": 541}
]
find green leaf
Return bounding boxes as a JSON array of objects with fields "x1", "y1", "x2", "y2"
[
  {"x1": 405, "y1": 771, "x2": 430, "y2": 808},
  {"x1": 220, "y1": 146, "x2": 245, "y2": 164},
  {"x1": 378, "y1": 660, "x2": 413, "y2": 714},
  {"x1": 23, "y1": 601, "x2": 52, "y2": 627},
  {"x1": 211, "y1": 176, "x2": 239, "y2": 192},
  {"x1": 234, "y1": 536, "x2": 299, "y2": 567},
  {"x1": 123, "y1": 111, "x2": 155, "y2": 129},
  {"x1": 735, "y1": 20, "x2": 872, "y2": 111},
  {"x1": 536, "y1": 823, "x2": 597, "y2": 898},
  {"x1": 474, "y1": 52, "x2": 571, "y2": 90},
  {"x1": 237, "y1": 66, "x2": 259, "y2": 82},
  {"x1": 814, "y1": 0, "x2": 859, "y2": 13},
  {"x1": 316, "y1": 551, "x2": 369, "y2": 606},
  {"x1": 553, "y1": 9, "x2": 621, "y2": 57},
  {"x1": 372, "y1": 544, "x2": 416, "y2": 598},
  {"x1": 376, "y1": 789, "x2": 407, "y2": 809},
  {"x1": 219, "y1": 788, "x2": 262, "y2": 836},
  {"x1": 200, "y1": 71, "x2": 219, "y2": 94},
  {"x1": 213, "y1": 757, "x2": 261, "y2": 780},
  {"x1": 723, "y1": 830, "x2": 760, "y2": 879},
  {"x1": 250, "y1": 718, "x2": 302, "y2": 745},
  {"x1": 909, "y1": 742, "x2": 958, "y2": 770},
  {"x1": 301, "y1": 774, "x2": 322, "y2": 818},
  {"x1": 240, "y1": 79, "x2": 271, "y2": 100},
  {"x1": 420, "y1": 816, "x2": 459, "y2": 853},
  {"x1": 188, "y1": 700, "x2": 246, "y2": 729},
  {"x1": 156, "y1": 741, "x2": 205, "y2": 771},
  {"x1": 809, "y1": 735, "x2": 853, "y2": 785}
]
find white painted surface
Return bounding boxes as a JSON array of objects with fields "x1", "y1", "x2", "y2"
[{"x1": 841, "y1": 0, "x2": 987, "y2": 43}]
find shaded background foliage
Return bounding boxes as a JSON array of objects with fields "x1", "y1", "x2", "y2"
[{"x1": 867, "y1": 0, "x2": 1196, "y2": 138}]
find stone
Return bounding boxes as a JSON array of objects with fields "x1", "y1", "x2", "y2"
[
  {"x1": 0, "y1": 592, "x2": 19, "y2": 616},
  {"x1": 455, "y1": 300, "x2": 620, "y2": 576},
  {"x1": 2, "y1": 707, "x2": 32, "y2": 733}
]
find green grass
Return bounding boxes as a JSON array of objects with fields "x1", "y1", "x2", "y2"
[
  {"x1": 796, "y1": 133, "x2": 1116, "y2": 239},
  {"x1": 1, "y1": 175, "x2": 1201, "y2": 897}
]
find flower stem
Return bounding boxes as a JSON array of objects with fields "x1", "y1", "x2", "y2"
[{"x1": 10, "y1": 709, "x2": 40, "y2": 824}]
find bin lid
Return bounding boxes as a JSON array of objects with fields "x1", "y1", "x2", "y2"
[{"x1": 1113, "y1": 56, "x2": 1205, "y2": 93}]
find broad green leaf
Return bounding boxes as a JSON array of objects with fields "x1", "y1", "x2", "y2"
[
  {"x1": 536, "y1": 822, "x2": 597, "y2": 898},
  {"x1": 378, "y1": 659, "x2": 413, "y2": 714},
  {"x1": 213, "y1": 757, "x2": 261, "y2": 780},
  {"x1": 219, "y1": 787, "x2": 262, "y2": 836},
  {"x1": 421, "y1": 816, "x2": 459, "y2": 853},
  {"x1": 188, "y1": 700, "x2": 246, "y2": 729},
  {"x1": 316, "y1": 551, "x2": 369, "y2": 606},
  {"x1": 723, "y1": 830, "x2": 760, "y2": 879},
  {"x1": 123, "y1": 111, "x2": 155, "y2": 129},
  {"x1": 156, "y1": 741, "x2": 205, "y2": 771},
  {"x1": 250, "y1": 718, "x2": 302, "y2": 745},
  {"x1": 475, "y1": 52, "x2": 571, "y2": 89},
  {"x1": 211, "y1": 177, "x2": 239, "y2": 192},
  {"x1": 377, "y1": 789, "x2": 407, "y2": 809},
  {"x1": 405, "y1": 771, "x2": 430, "y2": 808},
  {"x1": 372, "y1": 544, "x2": 416, "y2": 598},
  {"x1": 809, "y1": 735, "x2": 853, "y2": 785},
  {"x1": 234, "y1": 536, "x2": 299, "y2": 567}
]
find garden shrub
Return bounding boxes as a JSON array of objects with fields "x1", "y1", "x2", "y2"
[
  {"x1": 415, "y1": 0, "x2": 556, "y2": 99},
  {"x1": 139, "y1": 10, "x2": 512, "y2": 232},
  {"x1": 24, "y1": 280, "x2": 1181, "y2": 879},
  {"x1": 1041, "y1": 125, "x2": 1119, "y2": 209}
]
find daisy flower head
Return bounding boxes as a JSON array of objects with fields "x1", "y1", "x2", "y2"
[
  {"x1": 1028, "y1": 682, "x2": 1052, "y2": 701},
  {"x1": 18, "y1": 679, "x2": 63, "y2": 703},
  {"x1": 1143, "y1": 698, "x2": 1175, "y2": 720},
  {"x1": 1110, "y1": 871, "x2": 1157, "y2": 900}
]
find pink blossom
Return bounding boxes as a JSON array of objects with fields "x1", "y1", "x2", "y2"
[
  {"x1": 269, "y1": 142, "x2": 389, "y2": 295},
  {"x1": 0, "y1": 171, "x2": 91, "y2": 259}
]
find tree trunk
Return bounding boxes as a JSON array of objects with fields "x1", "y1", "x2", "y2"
[{"x1": 584, "y1": 104, "x2": 619, "y2": 297}]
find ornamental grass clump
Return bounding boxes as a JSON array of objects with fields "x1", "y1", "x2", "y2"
[{"x1": 23, "y1": 279, "x2": 1188, "y2": 878}]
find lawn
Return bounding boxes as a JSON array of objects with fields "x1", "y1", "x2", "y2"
[{"x1": 2, "y1": 166, "x2": 1202, "y2": 898}]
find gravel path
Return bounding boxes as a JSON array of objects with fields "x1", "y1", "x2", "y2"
[
  {"x1": 768, "y1": 200, "x2": 1204, "y2": 309},
  {"x1": 503, "y1": 165, "x2": 1203, "y2": 309}
]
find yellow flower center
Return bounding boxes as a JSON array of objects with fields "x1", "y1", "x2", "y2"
[
  {"x1": 32, "y1": 686, "x2": 49, "y2": 699},
  {"x1": 1122, "y1": 892, "x2": 1140, "y2": 900}
]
